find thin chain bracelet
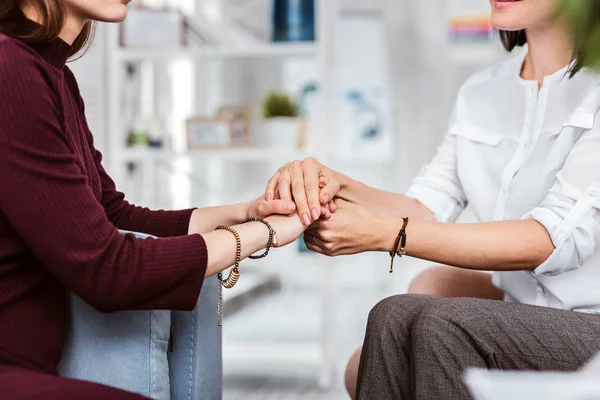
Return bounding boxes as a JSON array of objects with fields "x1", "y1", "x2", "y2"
[
  {"x1": 215, "y1": 225, "x2": 242, "y2": 327},
  {"x1": 241, "y1": 217, "x2": 278, "y2": 259}
]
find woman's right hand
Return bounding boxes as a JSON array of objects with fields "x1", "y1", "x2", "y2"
[{"x1": 265, "y1": 158, "x2": 341, "y2": 226}]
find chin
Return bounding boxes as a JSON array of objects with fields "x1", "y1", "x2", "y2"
[
  {"x1": 491, "y1": 15, "x2": 526, "y2": 32},
  {"x1": 489, "y1": 0, "x2": 556, "y2": 32},
  {"x1": 98, "y1": 6, "x2": 129, "y2": 23}
]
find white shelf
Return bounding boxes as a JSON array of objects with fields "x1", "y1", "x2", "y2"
[
  {"x1": 120, "y1": 148, "x2": 395, "y2": 165},
  {"x1": 116, "y1": 42, "x2": 318, "y2": 62},
  {"x1": 121, "y1": 147, "x2": 313, "y2": 162}
]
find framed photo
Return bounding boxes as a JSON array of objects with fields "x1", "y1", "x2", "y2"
[
  {"x1": 217, "y1": 106, "x2": 251, "y2": 147},
  {"x1": 187, "y1": 118, "x2": 231, "y2": 148}
]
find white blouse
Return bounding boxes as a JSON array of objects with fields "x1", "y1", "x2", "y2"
[{"x1": 406, "y1": 52, "x2": 600, "y2": 313}]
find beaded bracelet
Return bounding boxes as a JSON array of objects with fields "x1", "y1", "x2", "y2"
[
  {"x1": 389, "y1": 217, "x2": 409, "y2": 274},
  {"x1": 215, "y1": 225, "x2": 242, "y2": 327},
  {"x1": 241, "y1": 217, "x2": 278, "y2": 259}
]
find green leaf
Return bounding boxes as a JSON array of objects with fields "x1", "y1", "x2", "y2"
[{"x1": 262, "y1": 91, "x2": 300, "y2": 119}]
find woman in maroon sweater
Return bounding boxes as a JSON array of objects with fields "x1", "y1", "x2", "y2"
[{"x1": 0, "y1": 1, "x2": 318, "y2": 398}]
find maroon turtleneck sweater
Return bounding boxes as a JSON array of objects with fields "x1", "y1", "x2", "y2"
[{"x1": 0, "y1": 33, "x2": 208, "y2": 374}]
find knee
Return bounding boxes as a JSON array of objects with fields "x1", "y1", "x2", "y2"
[
  {"x1": 367, "y1": 294, "x2": 427, "y2": 330},
  {"x1": 412, "y1": 298, "x2": 475, "y2": 341},
  {"x1": 408, "y1": 266, "x2": 449, "y2": 296},
  {"x1": 344, "y1": 347, "x2": 362, "y2": 400},
  {"x1": 412, "y1": 301, "x2": 452, "y2": 338},
  {"x1": 367, "y1": 296, "x2": 399, "y2": 328}
]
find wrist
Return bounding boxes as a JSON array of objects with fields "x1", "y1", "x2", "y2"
[
  {"x1": 233, "y1": 220, "x2": 270, "y2": 253},
  {"x1": 240, "y1": 201, "x2": 253, "y2": 221},
  {"x1": 373, "y1": 216, "x2": 406, "y2": 253}
]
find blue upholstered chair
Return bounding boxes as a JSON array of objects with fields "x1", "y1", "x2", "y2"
[{"x1": 57, "y1": 231, "x2": 222, "y2": 399}]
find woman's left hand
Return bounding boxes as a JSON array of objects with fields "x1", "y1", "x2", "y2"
[{"x1": 304, "y1": 199, "x2": 385, "y2": 257}]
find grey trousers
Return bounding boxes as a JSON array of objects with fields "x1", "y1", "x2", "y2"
[{"x1": 356, "y1": 295, "x2": 600, "y2": 400}]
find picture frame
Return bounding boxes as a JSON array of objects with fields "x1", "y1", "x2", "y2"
[
  {"x1": 216, "y1": 106, "x2": 251, "y2": 147},
  {"x1": 186, "y1": 118, "x2": 231, "y2": 148}
]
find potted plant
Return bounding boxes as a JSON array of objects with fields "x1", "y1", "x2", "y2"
[
  {"x1": 557, "y1": 0, "x2": 600, "y2": 72},
  {"x1": 256, "y1": 91, "x2": 301, "y2": 149}
]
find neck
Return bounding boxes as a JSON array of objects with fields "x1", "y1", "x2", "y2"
[
  {"x1": 22, "y1": 2, "x2": 85, "y2": 45},
  {"x1": 522, "y1": 23, "x2": 574, "y2": 86},
  {"x1": 59, "y1": 16, "x2": 86, "y2": 45}
]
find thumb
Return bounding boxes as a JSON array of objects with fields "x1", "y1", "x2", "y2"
[
  {"x1": 319, "y1": 174, "x2": 340, "y2": 204},
  {"x1": 258, "y1": 199, "x2": 296, "y2": 217}
]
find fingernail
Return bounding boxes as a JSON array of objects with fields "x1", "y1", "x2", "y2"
[
  {"x1": 266, "y1": 193, "x2": 273, "y2": 201},
  {"x1": 322, "y1": 194, "x2": 330, "y2": 203},
  {"x1": 286, "y1": 203, "x2": 296, "y2": 211},
  {"x1": 311, "y1": 208, "x2": 320, "y2": 221},
  {"x1": 302, "y1": 213, "x2": 311, "y2": 225}
]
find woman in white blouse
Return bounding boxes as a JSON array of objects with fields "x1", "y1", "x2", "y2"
[{"x1": 266, "y1": 0, "x2": 600, "y2": 398}]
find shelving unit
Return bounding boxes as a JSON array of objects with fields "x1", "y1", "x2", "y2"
[
  {"x1": 105, "y1": 3, "x2": 340, "y2": 198},
  {"x1": 115, "y1": 42, "x2": 318, "y2": 62},
  {"x1": 104, "y1": 0, "x2": 345, "y2": 390},
  {"x1": 121, "y1": 147, "x2": 312, "y2": 163}
]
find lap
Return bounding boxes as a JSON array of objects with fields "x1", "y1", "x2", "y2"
[
  {"x1": 359, "y1": 295, "x2": 600, "y2": 400},
  {"x1": 0, "y1": 365, "x2": 148, "y2": 400},
  {"x1": 414, "y1": 296, "x2": 600, "y2": 370}
]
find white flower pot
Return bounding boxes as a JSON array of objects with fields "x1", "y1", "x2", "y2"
[{"x1": 254, "y1": 118, "x2": 300, "y2": 149}]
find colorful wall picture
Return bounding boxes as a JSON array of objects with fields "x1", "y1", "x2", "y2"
[
  {"x1": 447, "y1": 0, "x2": 494, "y2": 44},
  {"x1": 449, "y1": 16, "x2": 493, "y2": 43}
]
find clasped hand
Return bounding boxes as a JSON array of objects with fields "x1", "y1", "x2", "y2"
[{"x1": 260, "y1": 158, "x2": 380, "y2": 256}]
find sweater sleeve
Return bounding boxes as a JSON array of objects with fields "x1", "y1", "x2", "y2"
[
  {"x1": 64, "y1": 68, "x2": 194, "y2": 238},
  {"x1": 0, "y1": 55, "x2": 207, "y2": 313}
]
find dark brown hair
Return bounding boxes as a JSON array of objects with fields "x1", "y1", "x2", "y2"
[
  {"x1": 0, "y1": 0, "x2": 94, "y2": 59},
  {"x1": 498, "y1": 1, "x2": 600, "y2": 77}
]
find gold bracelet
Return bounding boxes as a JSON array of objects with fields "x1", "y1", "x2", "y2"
[{"x1": 215, "y1": 225, "x2": 242, "y2": 326}]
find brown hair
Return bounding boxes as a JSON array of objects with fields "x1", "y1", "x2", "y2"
[{"x1": 0, "y1": 0, "x2": 94, "y2": 59}]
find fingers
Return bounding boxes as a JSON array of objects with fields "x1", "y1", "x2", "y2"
[
  {"x1": 278, "y1": 167, "x2": 293, "y2": 202},
  {"x1": 328, "y1": 201, "x2": 337, "y2": 213},
  {"x1": 290, "y1": 160, "x2": 312, "y2": 225},
  {"x1": 301, "y1": 158, "x2": 323, "y2": 222},
  {"x1": 320, "y1": 204, "x2": 331, "y2": 219},
  {"x1": 304, "y1": 239, "x2": 322, "y2": 254},
  {"x1": 303, "y1": 232, "x2": 332, "y2": 256},
  {"x1": 266, "y1": 159, "x2": 334, "y2": 225},
  {"x1": 256, "y1": 199, "x2": 296, "y2": 218},
  {"x1": 319, "y1": 172, "x2": 340, "y2": 205},
  {"x1": 265, "y1": 170, "x2": 281, "y2": 201}
]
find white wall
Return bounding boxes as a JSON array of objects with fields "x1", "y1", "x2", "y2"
[{"x1": 387, "y1": 0, "x2": 500, "y2": 192}]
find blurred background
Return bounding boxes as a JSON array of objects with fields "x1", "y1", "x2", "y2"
[{"x1": 69, "y1": 0, "x2": 511, "y2": 398}]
